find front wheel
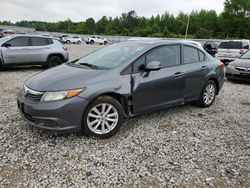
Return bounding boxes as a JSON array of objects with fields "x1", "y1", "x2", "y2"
[
  {"x1": 104, "y1": 41, "x2": 107, "y2": 45},
  {"x1": 197, "y1": 80, "x2": 217, "y2": 108},
  {"x1": 81, "y1": 96, "x2": 124, "y2": 138}
]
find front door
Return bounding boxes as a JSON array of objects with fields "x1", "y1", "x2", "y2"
[
  {"x1": 2, "y1": 36, "x2": 31, "y2": 64},
  {"x1": 132, "y1": 45, "x2": 185, "y2": 115}
]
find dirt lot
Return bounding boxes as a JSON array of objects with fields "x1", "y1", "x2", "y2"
[{"x1": 0, "y1": 43, "x2": 250, "y2": 187}]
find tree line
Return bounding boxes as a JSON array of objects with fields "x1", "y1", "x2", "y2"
[{"x1": 1, "y1": 0, "x2": 250, "y2": 39}]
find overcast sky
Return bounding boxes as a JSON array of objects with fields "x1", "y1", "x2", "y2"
[{"x1": 0, "y1": 0, "x2": 225, "y2": 22}]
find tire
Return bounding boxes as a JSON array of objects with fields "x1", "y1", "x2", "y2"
[
  {"x1": 90, "y1": 40, "x2": 94, "y2": 45},
  {"x1": 43, "y1": 56, "x2": 63, "y2": 69},
  {"x1": 66, "y1": 40, "x2": 71, "y2": 44},
  {"x1": 197, "y1": 80, "x2": 217, "y2": 108},
  {"x1": 104, "y1": 41, "x2": 107, "y2": 45},
  {"x1": 77, "y1": 41, "x2": 81, "y2": 44},
  {"x1": 81, "y1": 96, "x2": 124, "y2": 138},
  {"x1": 86, "y1": 42, "x2": 89, "y2": 44},
  {"x1": 226, "y1": 77, "x2": 234, "y2": 82}
]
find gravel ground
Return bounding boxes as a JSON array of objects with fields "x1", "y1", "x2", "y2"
[{"x1": 0, "y1": 44, "x2": 250, "y2": 187}]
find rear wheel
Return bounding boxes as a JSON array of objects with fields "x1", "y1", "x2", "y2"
[
  {"x1": 104, "y1": 41, "x2": 107, "y2": 45},
  {"x1": 90, "y1": 40, "x2": 94, "y2": 45},
  {"x1": 77, "y1": 41, "x2": 81, "y2": 44},
  {"x1": 81, "y1": 96, "x2": 124, "y2": 138},
  {"x1": 197, "y1": 80, "x2": 217, "y2": 107},
  {"x1": 66, "y1": 40, "x2": 71, "y2": 44},
  {"x1": 43, "y1": 56, "x2": 63, "y2": 69}
]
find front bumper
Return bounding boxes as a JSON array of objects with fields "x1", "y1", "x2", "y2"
[
  {"x1": 17, "y1": 91, "x2": 90, "y2": 133},
  {"x1": 226, "y1": 67, "x2": 250, "y2": 81},
  {"x1": 64, "y1": 53, "x2": 69, "y2": 63}
]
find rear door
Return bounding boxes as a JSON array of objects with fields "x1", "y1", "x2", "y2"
[
  {"x1": 182, "y1": 45, "x2": 208, "y2": 100},
  {"x1": 132, "y1": 44, "x2": 185, "y2": 114},
  {"x1": 1, "y1": 36, "x2": 31, "y2": 64},
  {"x1": 30, "y1": 37, "x2": 53, "y2": 63}
]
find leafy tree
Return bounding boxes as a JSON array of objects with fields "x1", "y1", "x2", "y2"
[
  {"x1": 85, "y1": 18, "x2": 95, "y2": 34},
  {"x1": 220, "y1": 0, "x2": 250, "y2": 38},
  {"x1": 2, "y1": 3, "x2": 249, "y2": 39}
]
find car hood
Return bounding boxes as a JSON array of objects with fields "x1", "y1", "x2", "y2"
[
  {"x1": 25, "y1": 64, "x2": 109, "y2": 91},
  {"x1": 230, "y1": 58, "x2": 250, "y2": 67}
]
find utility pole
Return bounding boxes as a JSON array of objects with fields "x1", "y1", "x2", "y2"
[{"x1": 185, "y1": 14, "x2": 190, "y2": 39}]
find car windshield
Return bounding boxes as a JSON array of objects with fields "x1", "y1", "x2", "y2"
[
  {"x1": 240, "y1": 50, "x2": 250, "y2": 59},
  {"x1": 219, "y1": 41, "x2": 243, "y2": 49},
  {"x1": 74, "y1": 42, "x2": 147, "y2": 69}
]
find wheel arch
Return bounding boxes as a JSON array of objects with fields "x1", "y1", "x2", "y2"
[
  {"x1": 46, "y1": 53, "x2": 64, "y2": 63},
  {"x1": 85, "y1": 92, "x2": 130, "y2": 118},
  {"x1": 206, "y1": 77, "x2": 219, "y2": 95}
]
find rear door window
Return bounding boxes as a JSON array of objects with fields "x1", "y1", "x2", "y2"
[
  {"x1": 183, "y1": 46, "x2": 199, "y2": 64},
  {"x1": 219, "y1": 42, "x2": 243, "y2": 49},
  {"x1": 31, "y1": 37, "x2": 51, "y2": 46}
]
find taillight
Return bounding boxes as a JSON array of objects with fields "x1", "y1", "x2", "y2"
[
  {"x1": 239, "y1": 49, "x2": 244, "y2": 54},
  {"x1": 220, "y1": 62, "x2": 225, "y2": 69},
  {"x1": 63, "y1": 47, "x2": 67, "y2": 51}
]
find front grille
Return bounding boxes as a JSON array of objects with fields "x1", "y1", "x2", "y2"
[
  {"x1": 235, "y1": 66, "x2": 250, "y2": 72},
  {"x1": 23, "y1": 85, "x2": 44, "y2": 102},
  {"x1": 226, "y1": 73, "x2": 250, "y2": 80},
  {"x1": 25, "y1": 93, "x2": 43, "y2": 101}
]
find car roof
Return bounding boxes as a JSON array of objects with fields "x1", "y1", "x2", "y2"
[
  {"x1": 6, "y1": 34, "x2": 53, "y2": 38},
  {"x1": 122, "y1": 39, "x2": 203, "y2": 48}
]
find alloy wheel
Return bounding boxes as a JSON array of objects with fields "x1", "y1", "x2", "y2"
[
  {"x1": 203, "y1": 83, "x2": 215, "y2": 105},
  {"x1": 87, "y1": 103, "x2": 119, "y2": 135}
]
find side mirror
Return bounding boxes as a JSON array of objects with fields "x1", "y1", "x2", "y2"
[
  {"x1": 145, "y1": 61, "x2": 161, "y2": 71},
  {"x1": 2, "y1": 43, "x2": 11, "y2": 48}
]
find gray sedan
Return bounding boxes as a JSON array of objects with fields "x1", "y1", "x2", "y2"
[
  {"x1": 17, "y1": 40, "x2": 225, "y2": 138},
  {"x1": 226, "y1": 50, "x2": 250, "y2": 81}
]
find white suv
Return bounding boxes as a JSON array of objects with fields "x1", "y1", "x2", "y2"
[
  {"x1": 85, "y1": 36, "x2": 108, "y2": 45},
  {"x1": 217, "y1": 40, "x2": 250, "y2": 64},
  {"x1": 63, "y1": 36, "x2": 82, "y2": 44}
]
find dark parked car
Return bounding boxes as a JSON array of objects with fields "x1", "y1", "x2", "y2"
[
  {"x1": 17, "y1": 40, "x2": 225, "y2": 138},
  {"x1": 203, "y1": 42, "x2": 218, "y2": 57},
  {"x1": 226, "y1": 50, "x2": 250, "y2": 81}
]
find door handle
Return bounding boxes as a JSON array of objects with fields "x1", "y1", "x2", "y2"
[
  {"x1": 174, "y1": 72, "x2": 185, "y2": 78},
  {"x1": 201, "y1": 66, "x2": 207, "y2": 70}
]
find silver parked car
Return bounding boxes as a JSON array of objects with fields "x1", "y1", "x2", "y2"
[
  {"x1": 217, "y1": 40, "x2": 250, "y2": 64},
  {"x1": 0, "y1": 35, "x2": 69, "y2": 68}
]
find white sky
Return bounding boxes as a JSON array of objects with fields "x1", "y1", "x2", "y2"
[{"x1": 0, "y1": 0, "x2": 225, "y2": 22}]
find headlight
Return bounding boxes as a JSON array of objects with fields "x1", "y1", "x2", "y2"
[
  {"x1": 41, "y1": 88, "x2": 85, "y2": 102},
  {"x1": 227, "y1": 64, "x2": 234, "y2": 69}
]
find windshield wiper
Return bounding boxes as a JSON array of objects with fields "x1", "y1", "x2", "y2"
[{"x1": 78, "y1": 63, "x2": 107, "y2": 70}]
